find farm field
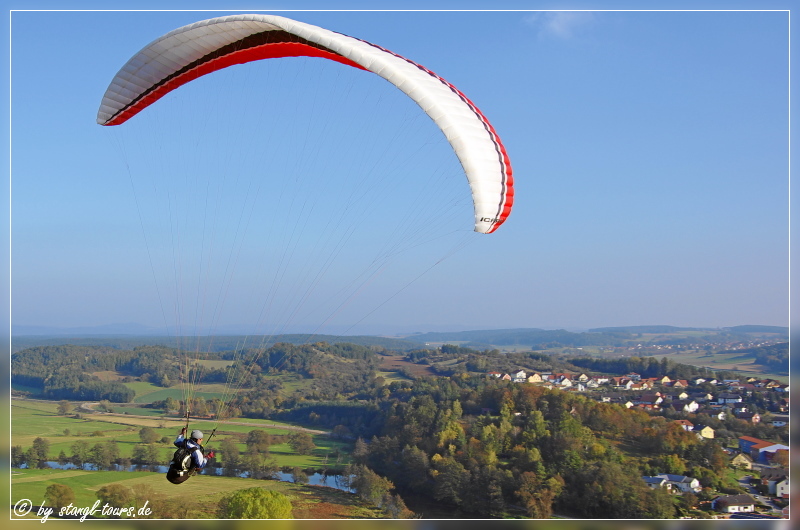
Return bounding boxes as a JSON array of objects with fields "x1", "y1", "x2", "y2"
[
  {"x1": 662, "y1": 351, "x2": 787, "y2": 383},
  {"x1": 124, "y1": 380, "x2": 239, "y2": 404},
  {"x1": 12, "y1": 398, "x2": 349, "y2": 470},
  {"x1": 11, "y1": 468, "x2": 382, "y2": 519},
  {"x1": 120, "y1": 374, "x2": 312, "y2": 404},
  {"x1": 377, "y1": 355, "x2": 436, "y2": 379}
]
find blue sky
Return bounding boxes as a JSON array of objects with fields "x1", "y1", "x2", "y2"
[{"x1": 5, "y1": 3, "x2": 791, "y2": 335}]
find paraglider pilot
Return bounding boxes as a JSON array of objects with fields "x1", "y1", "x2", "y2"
[{"x1": 166, "y1": 427, "x2": 215, "y2": 484}]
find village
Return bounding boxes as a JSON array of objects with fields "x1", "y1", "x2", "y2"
[{"x1": 486, "y1": 368, "x2": 790, "y2": 518}]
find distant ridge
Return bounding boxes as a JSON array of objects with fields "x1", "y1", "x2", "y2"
[
  {"x1": 589, "y1": 325, "x2": 788, "y2": 335},
  {"x1": 408, "y1": 328, "x2": 626, "y2": 349},
  {"x1": 588, "y1": 325, "x2": 704, "y2": 333},
  {"x1": 12, "y1": 323, "x2": 159, "y2": 336},
  {"x1": 724, "y1": 325, "x2": 789, "y2": 334},
  {"x1": 403, "y1": 325, "x2": 789, "y2": 350},
  {"x1": 10, "y1": 334, "x2": 420, "y2": 354},
  {"x1": 12, "y1": 324, "x2": 787, "y2": 354}
]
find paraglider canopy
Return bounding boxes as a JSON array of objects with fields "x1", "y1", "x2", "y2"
[{"x1": 97, "y1": 14, "x2": 513, "y2": 233}]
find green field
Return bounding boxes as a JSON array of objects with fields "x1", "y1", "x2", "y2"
[
  {"x1": 123, "y1": 380, "x2": 243, "y2": 404},
  {"x1": 376, "y1": 371, "x2": 413, "y2": 383},
  {"x1": 12, "y1": 399, "x2": 348, "y2": 470},
  {"x1": 108, "y1": 404, "x2": 167, "y2": 416},
  {"x1": 11, "y1": 468, "x2": 381, "y2": 519}
]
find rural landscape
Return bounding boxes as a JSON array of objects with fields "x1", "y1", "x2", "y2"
[
  {"x1": 10, "y1": 325, "x2": 789, "y2": 519},
  {"x1": 9, "y1": 7, "x2": 788, "y2": 524}
]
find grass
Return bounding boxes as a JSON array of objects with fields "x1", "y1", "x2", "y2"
[
  {"x1": 12, "y1": 398, "x2": 347, "y2": 469},
  {"x1": 376, "y1": 371, "x2": 413, "y2": 383},
  {"x1": 89, "y1": 370, "x2": 125, "y2": 381},
  {"x1": 122, "y1": 380, "x2": 246, "y2": 403},
  {"x1": 109, "y1": 404, "x2": 166, "y2": 416},
  {"x1": 132, "y1": 388, "x2": 229, "y2": 403},
  {"x1": 260, "y1": 373, "x2": 311, "y2": 394},
  {"x1": 11, "y1": 468, "x2": 382, "y2": 519},
  {"x1": 12, "y1": 401, "x2": 135, "y2": 447}
]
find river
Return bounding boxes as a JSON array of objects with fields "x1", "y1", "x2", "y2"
[{"x1": 21, "y1": 462, "x2": 354, "y2": 492}]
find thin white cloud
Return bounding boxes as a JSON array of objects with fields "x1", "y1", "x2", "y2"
[{"x1": 525, "y1": 11, "x2": 596, "y2": 39}]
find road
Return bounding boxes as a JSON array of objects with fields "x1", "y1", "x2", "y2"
[{"x1": 738, "y1": 474, "x2": 782, "y2": 514}]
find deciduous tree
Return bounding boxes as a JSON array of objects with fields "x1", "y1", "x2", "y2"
[
  {"x1": 287, "y1": 432, "x2": 316, "y2": 455},
  {"x1": 96, "y1": 484, "x2": 133, "y2": 508},
  {"x1": 217, "y1": 488, "x2": 293, "y2": 519},
  {"x1": 45, "y1": 484, "x2": 75, "y2": 510},
  {"x1": 138, "y1": 427, "x2": 159, "y2": 444},
  {"x1": 245, "y1": 430, "x2": 271, "y2": 454}
]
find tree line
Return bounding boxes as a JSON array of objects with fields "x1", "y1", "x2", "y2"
[{"x1": 11, "y1": 341, "x2": 382, "y2": 403}]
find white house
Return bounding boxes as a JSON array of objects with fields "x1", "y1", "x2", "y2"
[
  {"x1": 614, "y1": 379, "x2": 634, "y2": 390},
  {"x1": 642, "y1": 476, "x2": 672, "y2": 491},
  {"x1": 711, "y1": 494, "x2": 756, "y2": 513},
  {"x1": 511, "y1": 370, "x2": 527, "y2": 382},
  {"x1": 656, "y1": 474, "x2": 701, "y2": 493},
  {"x1": 776, "y1": 478, "x2": 789, "y2": 499},
  {"x1": 557, "y1": 378, "x2": 573, "y2": 388},
  {"x1": 665, "y1": 400, "x2": 699, "y2": 414}
]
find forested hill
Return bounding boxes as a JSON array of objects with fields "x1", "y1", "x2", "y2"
[
  {"x1": 11, "y1": 341, "x2": 382, "y2": 403},
  {"x1": 10, "y1": 333, "x2": 419, "y2": 354}
]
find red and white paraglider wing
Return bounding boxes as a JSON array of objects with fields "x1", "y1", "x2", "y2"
[{"x1": 97, "y1": 14, "x2": 513, "y2": 233}]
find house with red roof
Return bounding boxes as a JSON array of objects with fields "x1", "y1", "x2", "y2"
[{"x1": 673, "y1": 419, "x2": 694, "y2": 432}]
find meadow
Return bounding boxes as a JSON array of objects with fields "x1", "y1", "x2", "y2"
[
  {"x1": 12, "y1": 398, "x2": 351, "y2": 470},
  {"x1": 124, "y1": 380, "x2": 237, "y2": 404},
  {"x1": 11, "y1": 468, "x2": 382, "y2": 519}
]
